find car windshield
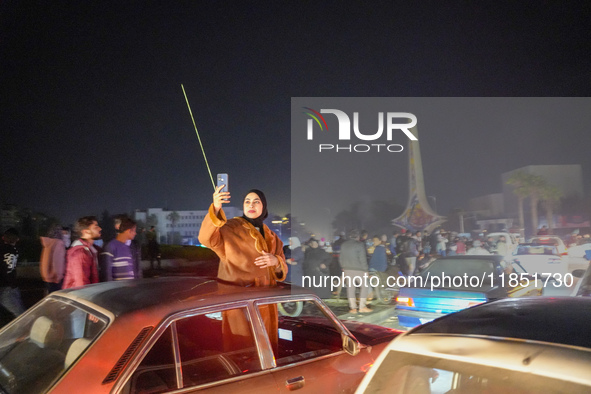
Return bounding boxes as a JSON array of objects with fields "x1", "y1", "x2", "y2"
[
  {"x1": 516, "y1": 245, "x2": 558, "y2": 256},
  {"x1": 420, "y1": 258, "x2": 496, "y2": 278},
  {"x1": 0, "y1": 297, "x2": 108, "y2": 394}
]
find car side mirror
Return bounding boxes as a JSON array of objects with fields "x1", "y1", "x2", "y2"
[
  {"x1": 572, "y1": 269, "x2": 586, "y2": 278},
  {"x1": 342, "y1": 334, "x2": 360, "y2": 356}
]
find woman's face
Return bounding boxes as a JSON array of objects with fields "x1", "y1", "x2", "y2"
[{"x1": 243, "y1": 192, "x2": 263, "y2": 219}]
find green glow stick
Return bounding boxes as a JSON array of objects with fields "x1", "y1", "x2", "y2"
[{"x1": 181, "y1": 84, "x2": 215, "y2": 190}]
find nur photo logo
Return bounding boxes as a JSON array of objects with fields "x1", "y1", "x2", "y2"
[{"x1": 302, "y1": 108, "x2": 417, "y2": 153}]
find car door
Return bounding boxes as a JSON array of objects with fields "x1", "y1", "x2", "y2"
[
  {"x1": 120, "y1": 304, "x2": 279, "y2": 393},
  {"x1": 254, "y1": 299, "x2": 371, "y2": 393}
]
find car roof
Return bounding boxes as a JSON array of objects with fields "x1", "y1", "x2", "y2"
[
  {"x1": 410, "y1": 297, "x2": 591, "y2": 349},
  {"x1": 436, "y1": 254, "x2": 505, "y2": 262},
  {"x1": 55, "y1": 277, "x2": 310, "y2": 316}
]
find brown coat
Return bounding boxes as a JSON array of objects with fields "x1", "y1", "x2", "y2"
[
  {"x1": 198, "y1": 204, "x2": 287, "y2": 286},
  {"x1": 199, "y1": 204, "x2": 287, "y2": 351}
]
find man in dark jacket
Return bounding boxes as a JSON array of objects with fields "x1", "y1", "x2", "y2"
[
  {"x1": 0, "y1": 228, "x2": 25, "y2": 320},
  {"x1": 303, "y1": 238, "x2": 332, "y2": 298},
  {"x1": 339, "y1": 230, "x2": 371, "y2": 314}
]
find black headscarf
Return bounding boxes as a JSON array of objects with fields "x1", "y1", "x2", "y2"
[{"x1": 241, "y1": 189, "x2": 268, "y2": 237}]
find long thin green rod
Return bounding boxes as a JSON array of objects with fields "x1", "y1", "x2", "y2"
[{"x1": 181, "y1": 84, "x2": 215, "y2": 190}]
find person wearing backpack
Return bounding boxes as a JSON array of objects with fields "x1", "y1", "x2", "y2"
[{"x1": 400, "y1": 232, "x2": 419, "y2": 276}]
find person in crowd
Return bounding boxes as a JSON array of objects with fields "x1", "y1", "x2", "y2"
[
  {"x1": 566, "y1": 230, "x2": 579, "y2": 247},
  {"x1": 285, "y1": 236, "x2": 304, "y2": 286},
  {"x1": 146, "y1": 226, "x2": 162, "y2": 270},
  {"x1": 413, "y1": 231, "x2": 423, "y2": 253},
  {"x1": 422, "y1": 231, "x2": 431, "y2": 255},
  {"x1": 400, "y1": 231, "x2": 419, "y2": 275},
  {"x1": 484, "y1": 236, "x2": 496, "y2": 253},
  {"x1": 466, "y1": 240, "x2": 491, "y2": 255},
  {"x1": 339, "y1": 229, "x2": 371, "y2": 314},
  {"x1": 395, "y1": 229, "x2": 410, "y2": 269},
  {"x1": 198, "y1": 186, "x2": 287, "y2": 349},
  {"x1": 303, "y1": 238, "x2": 332, "y2": 298},
  {"x1": 389, "y1": 231, "x2": 399, "y2": 257},
  {"x1": 496, "y1": 235, "x2": 508, "y2": 256},
  {"x1": 360, "y1": 230, "x2": 369, "y2": 247},
  {"x1": 62, "y1": 216, "x2": 102, "y2": 289},
  {"x1": 112, "y1": 214, "x2": 142, "y2": 270},
  {"x1": 39, "y1": 224, "x2": 66, "y2": 294},
  {"x1": 61, "y1": 226, "x2": 72, "y2": 248},
  {"x1": 537, "y1": 225, "x2": 549, "y2": 235},
  {"x1": 455, "y1": 237, "x2": 467, "y2": 255},
  {"x1": 429, "y1": 230, "x2": 440, "y2": 256},
  {"x1": 436, "y1": 231, "x2": 448, "y2": 256},
  {"x1": 447, "y1": 240, "x2": 458, "y2": 256},
  {"x1": 100, "y1": 217, "x2": 141, "y2": 281},
  {"x1": 0, "y1": 228, "x2": 25, "y2": 320},
  {"x1": 369, "y1": 235, "x2": 388, "y2": 287}
]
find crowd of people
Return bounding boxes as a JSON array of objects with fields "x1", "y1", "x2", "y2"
[
  {"x1": 284, "y1": 227, "x2": 526, "y2": 314},
  {"x1": 0, "y1": 214, "x2": 161, "y2": 323}
]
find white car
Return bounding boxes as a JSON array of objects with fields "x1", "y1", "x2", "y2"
[
  {"x1": 528, "y1": 235, "x2": 568, "y2": 255},
  {"x1": 567, "y1": 239, "x2": 591, "y2": 259},
  {"x1": 487, "y1": 232, "x2": 518, "y2": 257},
  {"x1": 512, "y1": 243, "x2": 569, "y2": 276},
  {"x1": 356, "y1": 297, "x2": 591, "y2": 394}
]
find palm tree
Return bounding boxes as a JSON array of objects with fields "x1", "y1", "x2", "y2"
[
  {"x1": 166, "y1": 211, "x2": 180, "y2": 244},
  {"x1": 540, "y1": 184, "x2": 562, "y2": 232},
  {"x1": 526, "y1": 175, "x2": 547, "y2": 234},
  {"x1": 506, "y1": 171, "x2": 530, "y2": 236},
  {"x1": 506, "y1": 172, "x2": 549, "y2": 236}
]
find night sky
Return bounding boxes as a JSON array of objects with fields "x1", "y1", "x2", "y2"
[{"x1": 1, "y1": 2, "x2": 590, "y2": 227}]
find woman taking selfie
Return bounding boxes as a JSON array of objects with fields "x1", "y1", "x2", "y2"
[
  {"x1": 199, "y1": 186, "x2": 287, "y2": 285},
  {"x1": 199, "y1": 185, "x2": 287, "y2": 349}
]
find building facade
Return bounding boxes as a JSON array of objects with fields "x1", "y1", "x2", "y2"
[{"x1": 134, "y1": 206, "x2": 243, "y2": 245}]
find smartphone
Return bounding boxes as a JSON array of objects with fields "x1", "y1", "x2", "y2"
[{"x1": 217, "y1": 173, "x2": 229, "y2": 192}]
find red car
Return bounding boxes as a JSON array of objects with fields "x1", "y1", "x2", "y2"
[{"x1": 0, "y1": 277, "x2": 400, "y2": 393}]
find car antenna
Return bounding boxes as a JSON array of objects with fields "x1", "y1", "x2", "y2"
[{"x1": 181, "y1": 84, "x2": 216, "y2": 190}]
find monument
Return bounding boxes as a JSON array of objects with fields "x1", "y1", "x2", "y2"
[{"x1": 392, "y1": 126, "x2": 446, "y2": 232}]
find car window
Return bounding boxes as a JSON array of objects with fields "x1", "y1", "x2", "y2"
[
  {"x1": 0, "y1": 298, "x2": 107, "y2": 394},
  {"x1": 127, "y1": 307, "x2": 262, "y2": 393},
  {"x1": 257, "y1": 300, "x2": 343, "y2": 366},
  {"x1": 363, "y1": 351, "x2": 588, "y2": 394},
  {"x1": 517, "y1": 245, "x2": 558, "y2": 255}
]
